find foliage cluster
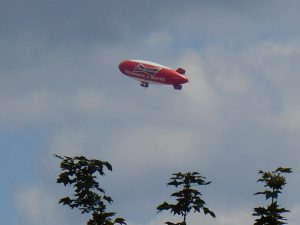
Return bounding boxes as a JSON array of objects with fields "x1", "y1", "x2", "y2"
[
  {"x1": 55, "y1": 154, "x2": 125, "y2": 225},
  {"x1": 253, "y1": 167, "x2": 292, "y2": 225},
  {"x1": 55, "y1": 155, "x2": 292, "y2": 225},
  {"x1": 157, "y1": 172, "x2": 215, "y2": 225}
]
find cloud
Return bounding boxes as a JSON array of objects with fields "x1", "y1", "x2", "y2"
[
  {"x1": 134, "y1": 204, "x2": 299, "y2": 225},
  {"x1": 277, "y1": 106, "x2": 300, "y2": 132},
  {"x1": 14, "y1": 182, "x2": 298, "y2": 225},
  {"x1": 240, "y1": 40, "x2": 300, "y2": 133},
  {"x1": 130, "y1": 207, "x2": 252, "y2": 225},
  {"x1": 109, "y1": 127, "x2": 198, "y2": 170},
  {"x1": 0, "y1": 89, "x2": 110, "y2": 128},
  {"x1": 72, "y1": 89, "x2": 108, "y2": 116},
  {"x1": 177, "y1": 50, "x2": 220, "y2": 119},
  {"x1": 30, "y1": 37, "x2": 300, "y2": 223},
  {"x1": 189, "y1": 208, "x2": 252, "y2": 225},
  {"x1": 289, "y1": 204, "x2": 300, "y2": 225},
  {"x1": 0, "y1": 90, "x2": 61, "y2": 128},
  {"x1": 2, "y1": 1, "x2": 300, "y2": 225},
  {"x1": 144, "y1": 31, "x2": 173, "y2": 48},
  {"x1": 14, "y1": 186, "x2": 68, "y2": 225}
]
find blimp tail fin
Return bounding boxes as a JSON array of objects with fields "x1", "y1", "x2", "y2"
[{"x1": 176, "y1": 68, "x2": 185, "y2": 74}]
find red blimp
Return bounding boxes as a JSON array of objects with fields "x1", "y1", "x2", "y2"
[{"x1": 119, "y1": 59, "x2": 189, "y2": 90}]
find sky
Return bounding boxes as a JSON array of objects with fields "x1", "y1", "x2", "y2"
[{"x1": 1, "y1": 0, "x2": 300, "y2": 225}]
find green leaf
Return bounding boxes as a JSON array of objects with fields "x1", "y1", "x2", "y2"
[
  {"x1": 59, "y1": 197, "x2": 72, "y2": 205},
  {"x1": 104, "y1": 195, "x2": 113, "y2": 204},
  {"x1": 157, "y1": 202, "x2": 172, "y2": 212},
  {"x1": 203, "y1": 207, "x2": 216, "y2": 218},
  {"x1": 114, "y1": 217, "x2": 126, "y2": 225},
  {"x1": 275, "y1": 167, "x2": 292, "y2": 173}
]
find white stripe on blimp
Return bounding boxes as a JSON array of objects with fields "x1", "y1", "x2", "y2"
[{"x1": 130, "y1": 60, "x2": 171, "y2": 69}]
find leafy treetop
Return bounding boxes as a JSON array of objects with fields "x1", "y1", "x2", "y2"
[
  {"x1": 253, "y1": 167, "x2": 292, "y2": 225},
  {"x1": 157, "y1": 171, "x2": 215, "y2": 225},
  {"x1": 55, "y1": 154, "x2": 126, "y2": 225}
]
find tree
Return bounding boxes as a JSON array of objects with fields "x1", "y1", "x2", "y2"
[
  {"x1": 157, "y1": 171, "x2": 215, "y2": 225},
  {"x1": 253, "y1": 167, "x2": 292, "y2": 225},
  {"x1": 55, "y1": 154, "x2": 126, "y2": 225}
]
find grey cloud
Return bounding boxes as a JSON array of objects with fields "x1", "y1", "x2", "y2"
[
  {"x1": 1, "y1": 0, "x2": 178, "y2": 46},
  {"x1": 2, "y1": 0, "x2": 300, "y2": 48}
]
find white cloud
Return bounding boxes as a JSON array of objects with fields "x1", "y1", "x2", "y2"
[
  {"x1": 0, "y1": 88, "x2": 112, "y2": 128},
  {"x1": 259, "y1": 40, "x2": 300, "y2": 57},
  {"x1": 49, "y1": 129, "x2": 90, "y2": 156},
  {"x1": 278, "y1": 106, "x2": 300, "y2": 131},
  {"x1": 144, "y1": 31, "x2": 173, "y2": 48},
  {"x1": 130, "y1": 208, "x2": 252, "y2": 225},
  {"x1": 48, "y1": 125, "x2": 116, "y2": 158},
  {"x1": 289, "y1": 204, "x2": 300, "y2": 225},
  {"x1": 72, "y1": 89, "x2": 108, "y2": 116},
  {"x1": 0, "y1": 90, "x2": 61, "y2": 127},
  {"x1": 176, "y1": 50, "x2": 220, "y2": 120},
  {"x1": 214, "y1": 72, "x2": 250, "y2": 94},
  {"x1": 241, "y1": 40, "x2": 300, "y2": 133},
  {"x1": 108, "y1": 126, "x2": 200, "y2": 172},
  {"x1": 14, "y1": 186, "x2": 68, "y2": 225},
  {"x1": 189, "y1": 209, "x2": 252, "y2": 225}
]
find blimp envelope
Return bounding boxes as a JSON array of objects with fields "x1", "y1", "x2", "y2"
[{"x1": 119, "y1": 59, "x2": 188, "y2": 89}]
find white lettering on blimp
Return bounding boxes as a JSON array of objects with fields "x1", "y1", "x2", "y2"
[{"x1": 125, "y1": 70, "x2": 166, "y2": 82}]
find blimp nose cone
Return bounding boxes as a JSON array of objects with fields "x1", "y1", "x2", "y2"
[{"x1": 119, "y1": 61, "x2": 125, "y2": 73}]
